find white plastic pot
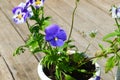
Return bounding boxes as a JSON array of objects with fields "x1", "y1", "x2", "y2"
[
  {"x1": 38, "y1": 61, "x2": 101, "y2": 80},
  {"x1": 115, "y1": 66, "x2": 120, "y2": 80}
]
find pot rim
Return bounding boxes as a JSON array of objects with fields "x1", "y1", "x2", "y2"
[{"x1": 37, "y1": 60, "x2": 101, "y2": 80}]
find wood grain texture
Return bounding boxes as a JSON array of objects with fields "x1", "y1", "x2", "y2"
[{"x1": 0, "y1": 0, "x2": 120, "y2": 80}]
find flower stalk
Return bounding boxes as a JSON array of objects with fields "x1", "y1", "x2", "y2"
[
  {"x1": 68, "y1": 0, "x2": 80, "y2": 41},
  {"x1": 115, "y1": 18, "x2": 120, "y2": 31}
]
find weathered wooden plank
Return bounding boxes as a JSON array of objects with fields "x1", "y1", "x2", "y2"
[
  {"x1": 86, "y1": 0, "x2": 120, "y2": 14},
  {"x1": 0, "y1": 9, "x2": 39, "y2": 80},
  {"x1": 0, "y1": 54, "x2": 14, "y2": 80}
]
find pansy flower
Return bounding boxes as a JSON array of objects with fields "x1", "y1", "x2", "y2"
[
  {"x1": 45, "y1": 24, "x2": 67, "y2": 47},
  {"x1": 112, "y1": 6, "x2": 120, "y2": 18},
  {"x1": 12, "y1": 2, "x2": 33, "y2": 24},
  {"x1": 27, "y1": 0, "x2": 44, "y2": 9}
]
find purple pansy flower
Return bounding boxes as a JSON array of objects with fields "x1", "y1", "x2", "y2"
[
  {"x1": 112, "y1": 6, "x2": 120, "y2": 18},
  {"x1": 12, "y1": 2, "x2": 33, "y2": 24},
  {"x1": 45, "y1": 24, "x2": 67, "y2": 47},
  {"x1": 95, "y1": 76, "x2": 100, "y2": 80},
  {"x1": 27, "y1": 0, "x2": 44, "y2": 9}
]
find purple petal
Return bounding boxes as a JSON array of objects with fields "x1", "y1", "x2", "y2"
[
  {"x1": 45, "y1": 24, "x2": 60, "y2": 37},
  {"x1": 45, "y1": 35, "x2": 54, "y2": 41},
  {"x1": 50, "y1": 39, "x2": 64, "y2": 47},
  {"x1": 57, "y1": 29, "x2": 67, "y2": 41},
  {"x1": 116, "y1": 8, "x2": 120, "y2": 14},
  {"x1": 26, "y1": 1, "x2": 30, "y2": 7},
  {"x1": 12, "y1": 7, "x2": 23, "y2": 14},
  {"x1": 95, "y1": 76, "x2": 100, "y2": 80},
  {"x1": 29, "y1": 0, "x2": 33, "y2": 4},
  {"x1": 23, "y1": 13, "x2": 28, "y2": 21},
  {"x1": 41, "y1": 0, "x2": 45, "y2": 3}
]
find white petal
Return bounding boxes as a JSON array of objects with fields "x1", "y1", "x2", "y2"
[
  {"x1": 13, "y1": 15, "x2": 25, "y2": 24},
  {"x1": 112, "y1": 7, "x2": 117, "y2": 18},
  {"x1": 117, "y1": 12, "x2": 120, "y2": 18},
  {"x1": 18, "y1": 2, "x2": 26, "y2": 8},
  {"x1": 27, "y1": 7, "x2": 33, "y2": 17}
]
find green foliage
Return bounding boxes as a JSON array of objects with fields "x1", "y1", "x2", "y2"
[
  {"x1": 64, "y1": 73, "x2": 76, "y2": 80},
  {"x1": 89, "y1": 30, "x2": 97, "y2": 38},
  {"x1": 13, "y1": 46, "x2": 25, "y2": 56},
  {"x1": 73, "y1": 52, "x2": 85, "y2": 63},
  {"x1": 55, "y1": 66, "x2": 62, "y2": 80},
  {"x1": 98, "y1": 44, "x2": 104, "y2": 50},
  {"x1": 98, "y1": 15, "x2": 120, "y2": 73},
  {"x1": 105, "y1": 56, "x2": 116, "y2": 73},
  {"x1": 103, "y1": 31, "x2": 120, "y2": 41}
]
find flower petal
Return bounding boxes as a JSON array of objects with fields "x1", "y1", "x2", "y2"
[
  {"x1": 112, "y1": 7, "x2": 117, "y2": 18},
  {"x1": 45, "y1": 24, "x2": 60, "y2": 36},
  {"x1": 45, "y1": 35, "x2": 54, "y2": 41},
  {"x1": 32, "y1": 0, "x2": 44, "y2": 8},
  {"x1": 13, "y1": 16, "x2": 25, "y2": 24},
  {"x1": 95, "y1": 76, "x2": 100, "y2": 80},
  {"x1": 57, "y1": 29, "x2": 67, "y2": 41},
  {"x1": 13, "y1": 13, "x2": 26, "y2": 24},
  {"x1": 18, "y1": 2, "x2": 26, "y2": 8},
  {"x1": 117, "y1": 8, "x2": 120, "y2": 18},
  {"x1": 12, "y1": 7, "x2": 23, "y2": 14},
  {"x1": 50, "y1": 39, "x2": 64, "y2": 47}
]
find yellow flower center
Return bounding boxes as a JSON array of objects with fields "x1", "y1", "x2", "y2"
[
  {"x1": 55, "y1": 37, "x2": 58, "y2": 41},
  {"x1": 17, "y1": 14, "x2": 22, "y2": 20},
  {"x1": 35, "y1": 0, "x2": 41, "y2": 5}
]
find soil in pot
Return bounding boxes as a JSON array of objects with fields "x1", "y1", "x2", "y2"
[{"x1": 43, "y1": 61, "x2": 95, "y2": 80}]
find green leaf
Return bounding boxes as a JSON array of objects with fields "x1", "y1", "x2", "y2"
[
  {"x1": 64, "y1": 74, "x2": 76, "y2": 80},
  {"x1": 73, "y1": 52, "x2": 85, "y2": 63},
  {"x1": 13, "y1": 46, "x2": 25, "y2": 56},
  {"x1": 55, "y1": 67, "x2": 62, "y2": 80},
  {"x1": 78, "y1": 69, "x2": 87, "y2": 73},
  {"x1": 26, "y1": 35, "x2": 39, "y2": 53},
  {"x1": 98, "y1": 44, "x2": 104, "y2": 50},
  {"x1": 41, "y1": 20, "x2": 51, "y2": 30},
  {"x1": 29, "y1": 26, "x2": 39, "y2": 33},
  {"x1": 103, "y1": 32, "x2": 120, "y2": 41},
  {"x1": 44, "y1": 16, "x2": 51, "y2": 20},
  {"x1": 105, "y1": 56, "x2": 115, "y2": 73}
]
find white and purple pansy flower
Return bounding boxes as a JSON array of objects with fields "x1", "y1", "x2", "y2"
[
  {"x1": 45, "y1": 24, "x2": 67, "y2": 47},
  {"x1": 112, "y1": 6, "x2": 120, "y2": 18},
  {"x1": 27, "y1": 0, "x2": 44, "y2": 9},
  {"x1": 12, "y1": 2, "x2": 33, "y2": 24}
]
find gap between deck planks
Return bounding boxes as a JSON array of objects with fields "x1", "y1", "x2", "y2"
[{"x1": 0, "y1": 0, "x2": 119, "y2": 80}]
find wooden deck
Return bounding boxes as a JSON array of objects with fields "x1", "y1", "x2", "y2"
[{"x1": 0, "y1": 0, "x2": 119, "y2": 80}]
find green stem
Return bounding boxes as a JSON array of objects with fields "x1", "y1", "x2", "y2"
[
  {"x1": 68, "y1": 0, "x2": 79, "y2": 40},
  {"x1": 84, "y1": 43, "x2": 91, "y2": 53},
  {"x1": 115, "y1": 18, "x2": 120, "y2": 31},
  {"x1": 84, "y1": 39, "x2": 94, "y2": 53},
  {"x1": 26, "y1": 20, "x2": 30, "y2": 30}
]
